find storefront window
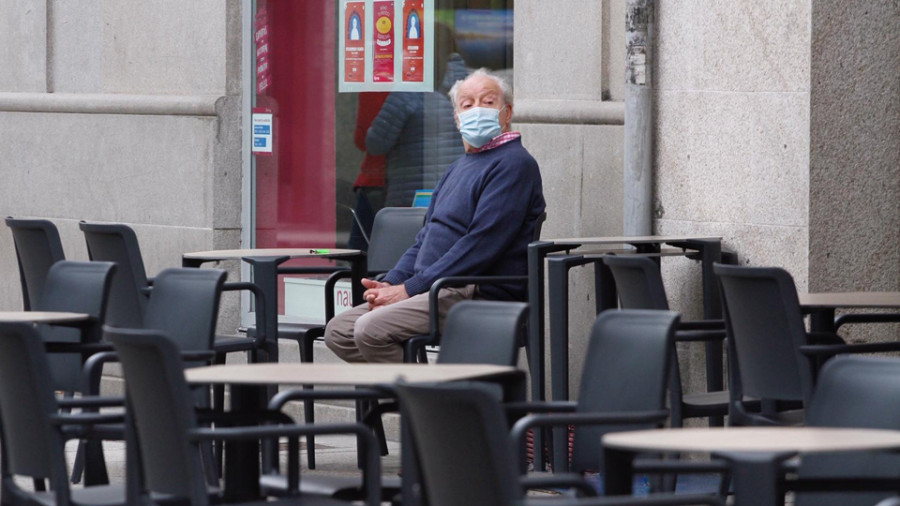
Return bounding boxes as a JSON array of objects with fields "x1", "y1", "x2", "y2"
[{"x1": 249, "y1": 0, "x2": 513, "y2": 317}]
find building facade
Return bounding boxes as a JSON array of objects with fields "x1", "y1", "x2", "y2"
[{"x1": 1, "y1": 0, "x2": 898, "y2": 395}]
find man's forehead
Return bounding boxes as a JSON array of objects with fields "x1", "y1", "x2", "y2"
[{"x1": 457, "y1": 76, "x2": 501, "y2": 100}]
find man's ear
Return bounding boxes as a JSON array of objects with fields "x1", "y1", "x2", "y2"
[
  {"x1": 454, "y1": 111, "x2": 460, "y2": 129},
  {"x1": 501, "y1": 104, "x2": 513, "y2": 129}
]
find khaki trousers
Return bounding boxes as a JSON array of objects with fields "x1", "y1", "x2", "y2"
[{"x1": 324, "y1": 285, "x2": 476, "y2": 363}]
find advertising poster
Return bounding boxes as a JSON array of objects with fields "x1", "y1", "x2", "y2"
[
  {"x1": 401, "y1": 0, "x2": 424, "y2": 82},
  {"x1": 255, "y1": 8, "x2": 271, "y2": 94},
  {"x1": 372, "y1": 0, "x2": 395, "y2": 83},
  {"x1": 343, "y1": 2, "x2": 366, "y2": 83}
]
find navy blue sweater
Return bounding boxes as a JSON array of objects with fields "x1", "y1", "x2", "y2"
[{"x1": 382, "y1": 138, "x2": 545, "y2": 301}]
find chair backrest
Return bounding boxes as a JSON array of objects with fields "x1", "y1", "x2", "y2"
[
  {"x1": 714, "y1": 264, "x2": 814, "y2": 420},
  {"x1": 366, "y1": 207, "x2": 426, "y2": 273},
  {"x1": 572, "y1": 309, "x2": 679, "y2": 472},
  {"x1": 603, "y1": 255, "x2": 670, "y2": 310},
  {"x1": 436, "y1": 300, "x2": 527, "y2": 366},
  {"x1": 106, "y1": 327, "x2": 209, "y2": 505},
  {"x1": 36, "y1": 260, "x2": 116, "y2": 391},
  {"x1": 142, "y1": 268, "x2": 225, "y2": 356},
  {"x1": 796, "y1": 356, "x2": 900, "y2": 506},
  {"x1": 0, "y1": 323, "x2": 72, "y2": 500},
  {"x1": 394, "y1": 382, "x2": 522, "y2": 506},
  {"x1": 79, "y1": 221, "x2": 149, "y2": 328},
  {"x1": 5, "y1": 217, "x2": 66, "y2": 311}
]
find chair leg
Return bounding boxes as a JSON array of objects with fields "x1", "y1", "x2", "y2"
[
  {"x1": 70, "y1": 440, "x2": 85, "y2": 484},
  {"x1": 299, "y1": 335, "x2": 317, "y2": 469}
]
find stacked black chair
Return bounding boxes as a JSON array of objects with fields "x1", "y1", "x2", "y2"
[
  {"x1": 262, "y1": 299, "x2": 529, "y2": 502},
  {"x1": 791, "y1": 356, "x2": 900, "y2": 506},
  {"x1": 603, "y1": 255, "x2": 744, "y2": 428},
  {"x1": 247, "y1": 206, "x2": 427, "y2": 362},
  {"x1": 715, "y1": 264, "x2": 900, "y2": 426},
  {"x1": 5, "y1": 216, "x2": 66, "y2": 310},
  {"x1": 107, "y1": 326, "x2": 381, "y2": 506},
  {"x1": 508, "y1": 309, "x2": 677, "y2": 480},
  {"x1": 0, "y1": 322, "x2": 128, "y2": 506},
  {"x1": 247, "y1": 206, "x2": 425, "y2": 468},
  {"x1": 79, "y1": 221, "x2": 267, "y2": 359},
  {"x1": 403, "y1": 210, "x2": 546, "y2": 363},
  {"x1": 27, "y1": 259, "x2": 118, "y2": 485},
  {"x1": 395, "y1": 379, "x2": 723, "y2": 506}
]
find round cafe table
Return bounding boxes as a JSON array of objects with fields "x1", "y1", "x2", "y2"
[{"x1": 603, "y1": 427, "x2": 900, "y2": 506}]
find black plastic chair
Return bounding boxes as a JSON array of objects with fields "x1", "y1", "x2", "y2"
[
  {"x1": 261, "y1": 299, "x2": 529, "y2": 502},
  {"x1": 790, "y1": 356, "x2": 900, "y2": 506},
  {"x1": 247, "y1": 206, "x2": 425, "y2": 469},
  {"x1": 602, "y1": 255, "x2": 736, "y2": 428},
  {"x1": 107, "y1": 326, "x2": 381, "y2": 506},
  {"x1": 0, "y1": 322, "x2": 127, "y2": 506},
  {"x1": 29, "y1": 260, "x2": 119, "y2": 486},
  {"x1": 403, "y1": 211, "x2": 546, "y2": 363},
  {"x1": 79, "y1": 221, "x2": 268, "y2": 360},
  {"x1": 84, "y1": 267, "x2": 227, "y2": 391},
  {"x1": 35, "y1": 260, "x2": 116, "y2": 394},
  {"x1": 395, "y1": 380, "x2": 723, "y2": 506},
  {"x1": 715, "y1": 264, "x2": 900, "y2": 426},
  {"x1": 250, "y1": 206, "x2": 427, "y2": 363},
  {"x1": 5, "y1": 216, "x2": 66, "y2": 310},
  {"x1": 508, "y1": 309, "x2": 678, "y2": 477}
]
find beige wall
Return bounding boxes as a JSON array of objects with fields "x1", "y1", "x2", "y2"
[
  {"x1": 0, "y1": 1, "x2": 243, "y2": 320},
  {"x1": 515, "y1": 0, "x2": 626, "y2": 395}
]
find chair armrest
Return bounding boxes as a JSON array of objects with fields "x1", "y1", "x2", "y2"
[
  {"x1": 191, "y1": 422, "x2": 381, "y2": 504},
  {"x1": 324, "y1": 269, "x2": 354, "y2": 321},
  {"x1": 510, "y1": 410, "x2": 669, "y2": 471},
  {"x1": 195, "y1": 409, "x2": 294, "y2": 426},
  {"x1": 835, "y1": 313, "x2": 900, "y2": 332},
  {"x1": 673, "y1": 329, "x2": 726, "y2": 342},
  {"x1": 58, "y1": 396, "x2": 125, "y2": 409},
  {"x1": 50, "y1": 412, "x2": 125, "y2": 427},
  {"x1": 427, "y1": 275, "x2": 527, "y2": 338},
  {"x1": 223, "y1": 281, "x2": 266, "y2": 348},
  {"x1": 45, "y1": 342, "x2": 114, "y2": 354},
  {"x1": 267, "y1": 387, "x2": 385, "y2": 411},
  {"x1": 678, "y1": 320, "x2": 725, "y2": 331},
  {"x1": 805, "y1": 331, "x2": 845, "y2": 345},
  {"x1": 505, "y1": 400, "x2": 578, "y2": 417},
  {"x1": 800, "y1": 341, "x2": 900, "y2": 358},
  {"x1": 521, "y1": 474, "x2": 597, "y2": 497},
  {"x1": 83, "y1": 350, "x2": 215, "y2": 395}
]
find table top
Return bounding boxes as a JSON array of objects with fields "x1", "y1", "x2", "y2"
[
  {"x1": 604, "y1": 427, "x2": 900, "y2": 454},
  {"x1": 547, "y1": 235, "x2": 722, "y2": 247},
  {"x1": 183, "y1": 248, "x2": 360, "y2": 261},
  {"x1": 0, "y1": 311, "x2": 91, "y2": 324},
  {"x1": 184, "y1": 363, "x2": 519, "y2": 386},
  {"x1": 798, "y1": 291, "x2": 900, "y2": 309}
]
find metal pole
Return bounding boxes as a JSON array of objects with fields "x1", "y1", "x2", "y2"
[{"x1": 624, "y1": 0, "x2": 654, "y2": 236}]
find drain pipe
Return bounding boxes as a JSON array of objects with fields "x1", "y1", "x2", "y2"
[{"x1": 624, "y1": 0, "x2": 654, "y2": 236}]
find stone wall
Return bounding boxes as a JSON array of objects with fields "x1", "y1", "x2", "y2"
[
  {"x1": 0, "y1": 1, "x2": 243, "y2": 324},
  {"x1": 515, "y1": 0, "x2": 626, "y2": 395}
]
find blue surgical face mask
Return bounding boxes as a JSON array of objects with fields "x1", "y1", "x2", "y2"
[{"x1": 457, "y1": 106, "x2": 503, "y2": 148}]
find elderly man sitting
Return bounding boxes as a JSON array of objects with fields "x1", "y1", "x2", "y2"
[{"x1": 325, "y1": 69, "x2": 545, "y2": 363}]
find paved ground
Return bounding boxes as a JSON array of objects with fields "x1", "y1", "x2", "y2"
[{"x1": 32, "y1": 435, "x2": 555, "y2": 504}]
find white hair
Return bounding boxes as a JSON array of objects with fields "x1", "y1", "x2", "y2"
[{"x1": 447, "y1": 68, "x2": 513, "y2": 111}]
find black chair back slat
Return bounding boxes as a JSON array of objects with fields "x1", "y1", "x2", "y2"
[{"x1": 5, "y1": 217, "x2": 66, "y2": 311}]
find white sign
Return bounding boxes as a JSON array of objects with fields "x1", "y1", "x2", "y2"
[{"x1": 251, "y1": 112, "x2": 273, "y2": 155}]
